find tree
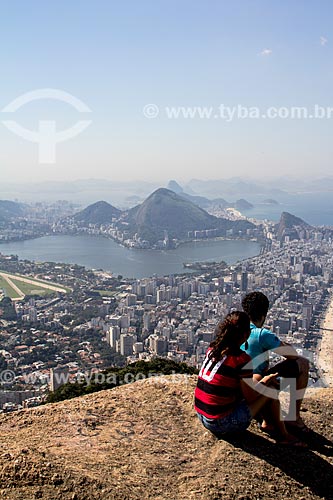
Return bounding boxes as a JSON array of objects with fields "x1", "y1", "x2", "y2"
[{"x1": 0, "y1": 297, "x2": 17, "y2": 321}]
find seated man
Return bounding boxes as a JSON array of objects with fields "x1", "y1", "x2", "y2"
[{"x1": 241, "y1": 291, "x2": 310, "y2": 432}]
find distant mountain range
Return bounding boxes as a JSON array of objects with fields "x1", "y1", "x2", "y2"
[
  {"x1": 1, "y1": 187, "x2": 314, "y2": 247},
  {"x1": 166, "y1": 180, "x2": 254, "y2": 211},
  {"x1": 71, "y1": 190, "x2": 316, "y2": 245},
  {"x1": 2, "y1": 176, "x2": 333, "y2": 208},
  {"x1": 73, "y1": 188, "x2": 255, "y2": 244}
]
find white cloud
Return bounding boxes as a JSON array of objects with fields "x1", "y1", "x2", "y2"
[
  {"x1": 260, "y1": 49, "x2": 272, "y2": 56},
  {"x1": 320, "y1": 36, "x2": 328, "y2": 46}
]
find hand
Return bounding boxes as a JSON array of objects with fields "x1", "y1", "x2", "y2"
[{"x1": 261, "y1": 372, "x2": 279, "y2": 387}]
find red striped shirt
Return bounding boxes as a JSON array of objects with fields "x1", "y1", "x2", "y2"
[{"x1": 194, "y1": 348, "x2": 253, "y2": 419}]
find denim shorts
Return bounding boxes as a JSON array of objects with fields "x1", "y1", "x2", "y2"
[{"x1": 197, "y1": 400, "x2": 252, "y2": 437}]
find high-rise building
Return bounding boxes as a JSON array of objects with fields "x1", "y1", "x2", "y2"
[
  {"x1": 107, "y1": 326, "x2": 120, "y2": 348},
  {"x1": 28, "y1": 307, "x2": 38, "y2": 323},
  {"x1": 120, "y1": 333, "x2": 135, "y2": 356},
  {"x1": 50, "y1": 366, "x2": 69, "y2": 392},
  {"x1": 125, "y1": 294, "x2": 137, "y2": 306},
  {"x1": 133, "y1": 342, "x2": 144, "y2": 354},
  {"x1": 302, "y1": 303, "x2": 313, "y2": 330},
  {"x1": 241, "y1": 272, "x2": 248, "y2": 292},
  {"x1": 149, "y1": 335, "x2": 168, "y2": 355},
  {"x1": 143, "y1": 312, "x2": 151, "y2": 331},
  {"x1": 157, "y1": 289, "x2": 165, "y2": 303},
  {"x1": 120, "y1": 314, "x2": 130, "y2": 330}
]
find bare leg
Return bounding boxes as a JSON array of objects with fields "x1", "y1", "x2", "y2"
[
  {"x1": 287, "y1": 357, "x2": 310, "y2": 425},
  {"x1": 245, "y1": 389, "x2": 288, "y2": 439},
  {"x1": 296, "y1": 357, "x2": 309, "y2": 420},
  {"x1": 250, "y1": 374, "x2": 274, "y2": 429},
  {"x1": 257, "y1": 357, "x2": 310, "y2": 426}
]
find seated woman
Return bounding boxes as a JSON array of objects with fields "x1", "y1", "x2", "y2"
[{"x1": 194, "y1": 311, "x2": 306, "y2": 447}]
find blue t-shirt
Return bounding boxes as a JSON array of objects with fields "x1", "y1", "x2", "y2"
[{"x1": 241, "y1": 323, "x2": 281, "y2": 375}]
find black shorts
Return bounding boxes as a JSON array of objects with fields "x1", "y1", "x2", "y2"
[{"x1": 266, "y1": 359, "x2": 300, "y2": 379}]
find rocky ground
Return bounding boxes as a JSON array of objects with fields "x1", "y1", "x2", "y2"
[{"x1": 0, "y1": 376, "x2": 332, "y2": 500}]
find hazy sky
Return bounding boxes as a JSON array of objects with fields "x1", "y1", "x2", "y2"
[{"x1": 1, "y1": 1, "x2": 333, "y2": 183}]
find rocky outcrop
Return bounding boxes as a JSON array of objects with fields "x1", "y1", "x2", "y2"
[
  {"x1": 276, "y1": 211, "x2": 311, "y2": 241},
  {"x1": 0, "y1": 376, "x2": 332, "y2": 499}
]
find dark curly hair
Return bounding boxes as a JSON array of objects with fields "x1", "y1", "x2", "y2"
[
  {"x1": 242, "y1": 291, "x2": 269, "y2": 323},
  {"x1": 208, "y1": 311, "x2": 250, "y2": 360}
]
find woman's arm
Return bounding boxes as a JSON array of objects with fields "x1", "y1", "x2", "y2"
[{"x1": 241, "y1": 373, "x2": 279, "y2": 404}]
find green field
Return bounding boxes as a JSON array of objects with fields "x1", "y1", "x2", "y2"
[
  {"x1": 15, "y1": 275, "x2": 71, "y2": 291},
  {"x1": 0, "y1": 271, "x2": 71, "y2": 300},
  {"x1": 0, "y1": 275, "x2": 23, "y2": 299},
  {"x1": 94, "y1": 289, "x2": 116, "y2": 297},
  {"x1": 10, "y1": 278, "x2": 55, "y2": 297}
]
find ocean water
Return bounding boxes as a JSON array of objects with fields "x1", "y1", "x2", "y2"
[{"x1": 242, "y1": 192, "x2": 333, "y2": 226}]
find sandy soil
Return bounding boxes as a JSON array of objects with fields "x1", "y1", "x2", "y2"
[
  {"x1": 0, "y1": 376, "x2": 332, "y2": 500},
  {"x1": 317, "y1": 293, "x2": 333, "y2": 387}
]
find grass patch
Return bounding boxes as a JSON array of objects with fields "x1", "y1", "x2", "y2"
[
  {"x1": 18, "y1": 275, "x2": 70, "y2": 290},
  {"x1": 0, "y1": 271, "x2": 71, "y2": 294},
  {"x1": 94, "y1": 289, "x2": 116, "y2": 297},
  {"x1": 0, "y1": 276, "x2": 22, "y2": 299},
  {"x1": 10, "y1": 278, "x2": 54, "y2": 297}
]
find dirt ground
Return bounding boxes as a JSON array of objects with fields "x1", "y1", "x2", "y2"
[{"x1": 0, "y1": 376, "x2": 332, "y2": 500}]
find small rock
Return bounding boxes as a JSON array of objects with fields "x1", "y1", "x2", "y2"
[{"x1": 51, "y1": 473, "x2": 63, "y2": 486}]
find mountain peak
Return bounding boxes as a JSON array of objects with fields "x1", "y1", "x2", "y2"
[
  {"x1": 167, "y1": 180, "x2": 184, "y2": 194},
  {"x1": 279, "y1": 211, "x2": 310, "y2": 227},
  {"x1": 126, "y1": 189, "x2": 219, "y2": 243},
  {"x1": 277, "y1": 211, "x2": 311, "y2": 241},
  {"x1": 73, "y1": 200, "x2": 121, "y2": 224},
  {"x1": 147, "y1": 187, "x2": 178, "y2": 198}
]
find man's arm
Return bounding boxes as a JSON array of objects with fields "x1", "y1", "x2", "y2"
[
  {"x1": 272, "y1": 341, "x2": 299, "y2": 359},
  {"x1": 260, "y1": 329, "x2": 299, "y2": 359}
]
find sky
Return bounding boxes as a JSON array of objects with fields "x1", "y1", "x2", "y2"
[{"x1": 1, "y1": 0, "x2": 333, "y2": 184}]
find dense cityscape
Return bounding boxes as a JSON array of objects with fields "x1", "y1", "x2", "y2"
[{"x1": 0, "y1": 203, "x2": 332, "y2": 411}]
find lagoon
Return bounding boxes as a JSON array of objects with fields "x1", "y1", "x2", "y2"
[{"x1": 0, "y1": 235, "x2": 261, "y2": 279}]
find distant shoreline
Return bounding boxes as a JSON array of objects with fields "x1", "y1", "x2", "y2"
[{"x1": 0, "y1": 232, "x2": 263, "y2": 254}]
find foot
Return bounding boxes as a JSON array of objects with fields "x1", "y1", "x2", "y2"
[
  {"x1": 258, "y1": 422, "x2": 277, "y2": 436},
  {"x1": 276, "y1": 434, "x2": 308, "y2": 448},
  {"x1": 286, "y1": 418, "x2": 311, "y2": 434}
]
